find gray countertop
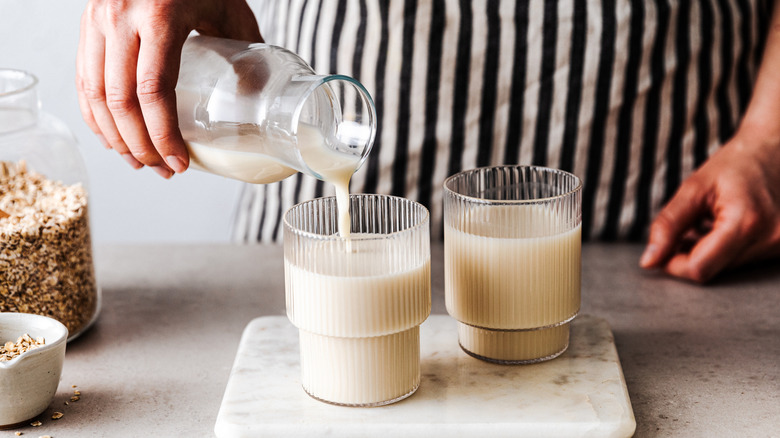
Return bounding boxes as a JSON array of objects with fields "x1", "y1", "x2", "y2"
[{"x1": 4, "y1": 243, "x2": 778, "y2": 437}]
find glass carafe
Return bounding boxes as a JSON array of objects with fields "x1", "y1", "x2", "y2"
[
  {"x1": 176, "y1": 35, "x2": 376, "y2": 184},
  {"x1": 0, "y1": 69, "x2": 99, "y2": 340}
]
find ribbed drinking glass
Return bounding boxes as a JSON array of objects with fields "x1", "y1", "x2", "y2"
[
  {"x1": 444, "y1": 166, "x2": 582, "y2": 364},
  {"x1": 284, "y1": 194, "x2": 430, "y2": 406}
]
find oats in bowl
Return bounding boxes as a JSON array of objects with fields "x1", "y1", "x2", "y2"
[
  {"x1": 0, "y1": 334, "x2": 45, "y2": 362},
  {"x1": 0, "y1": 313, "x2": 67, "y2": 429}
]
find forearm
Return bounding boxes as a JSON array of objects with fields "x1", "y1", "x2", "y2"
[{"x1": 739, "y1": 0, "x2": 780, "y2": 141}]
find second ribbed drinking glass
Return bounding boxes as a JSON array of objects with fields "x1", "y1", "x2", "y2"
[
  {"x1": 284, "y1": 194, "x2": 431, "y2": 406},
  {"x1": 444, "y1": 166, "x2": 582, "y2": 364}
]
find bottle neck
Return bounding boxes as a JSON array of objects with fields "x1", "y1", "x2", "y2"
[
  {"x1": 0, "y1": 69, "x2": 39, "y2": 134},
  {"x1": 290, "y1": 74, "x2": 377, "y2": 179}
]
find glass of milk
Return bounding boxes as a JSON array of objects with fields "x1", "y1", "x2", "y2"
[
  {"x1": 443, "y1": 166, "x2": 582, "y2": 364},
  {"x1": 283, "y1": 194, "x2": 431, "y2": 406}
]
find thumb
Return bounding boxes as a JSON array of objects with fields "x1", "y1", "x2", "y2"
[
  {"x1": 640, "y1": 182, "x2": 708, "y2": 268},
  {"x1": 217, "y1": 2, "x2": 264, "y2": 43},
  {"x1": 191, "y1": 1, "x2": 264, "y2": 43}
]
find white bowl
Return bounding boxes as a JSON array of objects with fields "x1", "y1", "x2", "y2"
[{"x1": 0, "y1": 313, "x2": 68, "y2": 429}]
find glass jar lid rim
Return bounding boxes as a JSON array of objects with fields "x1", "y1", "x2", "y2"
[{"x1": 0, "y1": 69, "x2": 38, "y2": 98}]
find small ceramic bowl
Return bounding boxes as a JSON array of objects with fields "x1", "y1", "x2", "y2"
[{"x1": 0, "y1": 313, "x2": 68, "y2": 429}]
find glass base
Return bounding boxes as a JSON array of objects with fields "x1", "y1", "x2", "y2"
[
  {"x1": 302, "y1": 381, "x2": 420, "y2": 407},
  {"x1": 457, "y1": 321, "x2": 571, "y2": 364},
  {"x1": 298, "y1": 327, "x2": 421, "y2": 406},
  {"x1": 67, "y1": 286, "x2": 101, "y2": 342}
]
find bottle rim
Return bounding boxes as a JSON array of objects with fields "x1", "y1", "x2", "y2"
[{"x1": 291, "y1": 74, "x2": 378, "y2": 180}]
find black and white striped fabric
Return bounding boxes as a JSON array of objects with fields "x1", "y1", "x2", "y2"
[{"x1": 235, "y1": 0, "x2": 771, "y2": 243}]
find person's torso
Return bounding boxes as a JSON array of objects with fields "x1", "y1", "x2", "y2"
[{"x1": 236, "y1": 0, "x2": 771, "y2": 243}]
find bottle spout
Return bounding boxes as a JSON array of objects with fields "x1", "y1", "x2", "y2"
[{"x1": 290, "y1": 75, "x2": 377, "y2": 180}]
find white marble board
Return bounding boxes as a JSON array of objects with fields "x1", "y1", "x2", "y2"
[{"x1": 215, "y1": 315, "x2": 636, "y2": 438}]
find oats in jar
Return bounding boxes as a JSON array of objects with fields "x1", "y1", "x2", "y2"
[{"x1": 0, "y1": 160, "x2": 98, "y2": 335}]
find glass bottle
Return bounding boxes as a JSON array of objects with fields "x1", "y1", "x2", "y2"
[
  {"x1": 0, "y1": 69, "x2": 99, "y2": 340},
  {"x1": 176, "y1": 35, "x2": 377, "y2": 184}
]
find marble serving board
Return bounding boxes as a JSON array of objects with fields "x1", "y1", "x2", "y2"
[{"x1": 215, "y1": 315, "x2": 636, "y2": 438}]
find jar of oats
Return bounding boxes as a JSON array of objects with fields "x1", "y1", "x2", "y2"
[{"x1": 0, "y1": 69, "x2": 99, "y2": 340}]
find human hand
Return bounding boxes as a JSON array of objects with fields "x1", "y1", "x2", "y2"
[
  {"x1": 639, "y1": 127, "x2": 780, "y2": 283},
  {"x1": 76, "y1": 0, "x2": 262, "y2": 178}
]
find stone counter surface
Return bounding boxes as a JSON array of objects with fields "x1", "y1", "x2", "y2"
[{"x1": 2, "y1": 244, "x2": 778, "y2": 437}]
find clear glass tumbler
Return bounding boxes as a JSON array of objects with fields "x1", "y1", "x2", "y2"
[
  {"x1": 444, "y1": 166, "x2": 582, "y2": 364},
  {"x1": 284, "y1": 194, "x2": 431, "y2": 406}
]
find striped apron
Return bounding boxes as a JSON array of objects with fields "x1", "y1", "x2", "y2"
[{"x1": 236, "y1": 0, "x2": 771, "y2": 242}]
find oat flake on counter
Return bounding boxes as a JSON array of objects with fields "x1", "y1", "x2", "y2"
[{"x1": 0, "y1": 160, "x2": 97, "y2": 334}]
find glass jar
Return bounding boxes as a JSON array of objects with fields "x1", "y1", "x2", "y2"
[
  {"x1": 0, "y1": 69, "x2": 99, "y2": 340},
  {"x1": 176, "y1": 35, "x2": 377, "y2": 184}
]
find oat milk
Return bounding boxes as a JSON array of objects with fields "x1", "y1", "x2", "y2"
[
  {"x1": 286, "y1": 239, "x2": 431, "y2": 405},
  {"x1": 445, "y1": 205, "x2": 581, "y2": 362}
]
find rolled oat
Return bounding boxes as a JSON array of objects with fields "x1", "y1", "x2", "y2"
[
  {"x1": 0, "y1": 160, "x2": 97, "y2": 335},
  {"x1": 0, "y1": 333, "x2": 45, "y2": 361}
]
